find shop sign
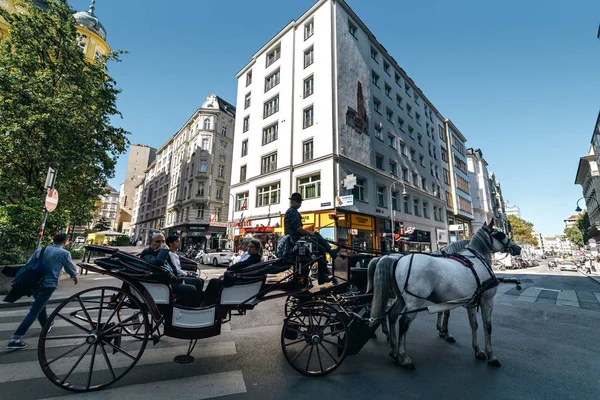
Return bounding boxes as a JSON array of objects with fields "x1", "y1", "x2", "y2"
[
  {"x1": 210, "y1": 221, "x2": 230, "y2": 228},
  {"x1": 188, "y1": 226, "x2": 206, "y2": 231},
  {"x1": 321, "y1": 202, "x2": 332, "y2": 207},
  {"x1": 350, "y1": 214, "x2": 373, "y2": 230},
  {"x1": 405, "y1": 226, "x2": 415, "y2": 235},
  {"x1": 350, "y1": 228, "x2": 358, "y2": 235},
  {"x1": 336, "y1": 195, "x2": 354, "y2": 207},
  {"x1": 448, "y1": 224, "x2": 464, "y2": 232},
  {"x1": 234, "y1": 220, "x2": 252, "y2": 227},
  {"x1": 437, "y1": 229, "x2": 448, "y2": 243},
  {"x1": 242, "y1": 226, "x2": 275, "y2": 234},
  {"x1": 301, "y1": 213, "x2": 315, "y2": 224}
]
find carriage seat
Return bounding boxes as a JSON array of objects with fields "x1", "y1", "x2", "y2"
[{"x1": 224, "y1": 258, "x2": 292, "y2": 284}]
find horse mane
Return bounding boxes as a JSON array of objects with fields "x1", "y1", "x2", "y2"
[
  {"x1": 434, "y1": 240, "x2": 470, "y2": 255},
  {"x1": 466, "y1": 228, "x2": 493, "y2": 265}
]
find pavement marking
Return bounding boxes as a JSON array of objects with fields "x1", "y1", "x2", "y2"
[
  {"x1": 0, "y1": 318, "x2": 75, "y2": 333},
  {"x1": 533, "y1": 287, "x2": 561, "y2": 292},
  {"x1": 516, "y1": 287, "x2": 542, "y2": 302},
  {"x1": 39, "y1": 370, "x2": 247, "y2": 400},
  {"x1": 556, "y1": 290, "x2": 579, "y2": 307},
  {"x1": 0, "y1": 341, "x2": 237, "y2": 383},
  {"x1": 0, "y1": 306, "x2": 80, "y2": 318},
  {"x1": 594, "y1": 293, "x2": 600, "y2": 304},
  {"x1": 495, "y1": 284, "x2": 515, "y2": 296}
]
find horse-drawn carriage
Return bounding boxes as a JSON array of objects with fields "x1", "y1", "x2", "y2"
[{"x1": 37, "y1": 236, "x2": 377, "y2": 392}]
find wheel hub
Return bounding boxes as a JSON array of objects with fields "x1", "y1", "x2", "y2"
[
  {"x1": 311, "y1": 334, "x2": 321, "y2": 345},
  {"x1": 86, "y1": 333, "x2": 98, "y2": 344}
]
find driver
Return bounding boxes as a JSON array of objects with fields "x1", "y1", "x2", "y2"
[{"x1": 140, "y1": 233, "x2": 201, "y2": 307}]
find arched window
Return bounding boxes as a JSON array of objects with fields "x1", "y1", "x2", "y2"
[{"x1": 203, "y1": 118, "x2": 211, "y2": 130}]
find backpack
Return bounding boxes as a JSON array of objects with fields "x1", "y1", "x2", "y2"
[{"x1": 276, "y1": 235, "x2": 294, "y2": 263}]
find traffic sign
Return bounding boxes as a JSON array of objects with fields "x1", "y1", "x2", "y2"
[
  {"x1": 205, "y1": 231, "x2": 212, "y2": 238},
  {"x1": 45, "y1": 189, "x2": 59, "y2": 212}
]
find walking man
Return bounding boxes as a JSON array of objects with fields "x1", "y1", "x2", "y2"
[
  {"x1": 284, "y1": 192, "x2": 336, "y2": 284},
  {"x1": 7, "y1": 233, "x2": 79, "y2": 350}
]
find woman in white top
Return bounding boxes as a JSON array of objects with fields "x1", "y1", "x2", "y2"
[{"x1": 166, "y1": 235, "x2": 204, "y2": 296}]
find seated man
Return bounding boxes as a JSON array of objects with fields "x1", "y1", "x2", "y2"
[
  {"x1": 202, "y1": 239, "x2": 263, "y2": 305},
  {"x1": 165, "y1": 235, "x2": 204, "y2": 293},
  {"x1": 140, "y1": 233, "x2": 201, "y2": 307}
]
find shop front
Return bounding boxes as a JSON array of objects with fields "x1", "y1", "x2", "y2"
[
  {"x1": 448, "y1": 216, "x2": 472, "y2": 242},
  {"x1": 398, "y1": 227, "x2": 432, "y2": 252},
  {"x1": 335, "y1": 212, "x2": 375, "y2": 252}
]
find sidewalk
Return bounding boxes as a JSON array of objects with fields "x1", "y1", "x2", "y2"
[
  {"x1": 579, "y1": 270, "x2": 600, "y2": 285},
  {"x1": 0, "y1": 265, "x2": 227, "y2": 309}
]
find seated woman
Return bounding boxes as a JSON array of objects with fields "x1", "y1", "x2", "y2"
[{"x1": 202, "y1": 239, "x2": 263, "y2": 305}]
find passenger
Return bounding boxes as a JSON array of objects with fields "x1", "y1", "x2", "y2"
[
  {"x1": 165, "y1": 235, "x2": 204, "y2": 294},
  {"x1": 202, "y1": 239, "x2": 263, "y2": 305},
  {"x1": 140, "y1": 233, "x2": 200, "y2": 307}
]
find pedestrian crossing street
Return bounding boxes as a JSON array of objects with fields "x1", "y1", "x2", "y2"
[
  {"x1": 0, "y1": 303, "x2": 248, "y2": 400},
  {"x1": 495, "y1": 283, "x2": 600, "y2": 310}
]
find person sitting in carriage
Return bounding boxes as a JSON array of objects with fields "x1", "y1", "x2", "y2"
[{"x1": 140, "y1": 233, "x2": 202, "y2": 307}]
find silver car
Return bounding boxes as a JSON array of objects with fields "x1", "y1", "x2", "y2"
[{"x1": 559, "y1": 261, "x2": 577, "y2": 272}]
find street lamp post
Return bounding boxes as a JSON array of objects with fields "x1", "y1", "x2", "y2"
[{"x1": 575, "y1": 195, "x2": 600, "y2": 213}]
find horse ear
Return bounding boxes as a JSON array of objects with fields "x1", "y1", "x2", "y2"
[{"x1": 488, "y1": 220, "x2": 494, "y2": 229}]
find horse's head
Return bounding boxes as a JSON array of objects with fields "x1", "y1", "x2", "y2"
[{"x1": 482, "y1": 222, "x2": 521, "y2": 255}]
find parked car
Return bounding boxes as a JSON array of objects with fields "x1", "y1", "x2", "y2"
[
  {"x1": 200, "y1": 249, "x2": 235, "y2": 266},
  {"x1": 559, "y1": 260, "x2": 577, "y2": 272}
]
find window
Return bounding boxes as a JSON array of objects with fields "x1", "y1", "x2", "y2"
[
  {"x1": 262, "y1": 122, "x2": 278, "y2": 145},
  {"x1": 404, "y1": 82, "x2": 411, "y2": 95},
  {"x1": 236, "y1": 192, "x2": 249, "y2": 211},
  {"x1": 246, "y1": 70, "x2": 252, "y2": 86},
  {"x1": 298, "y1": 173, "x2": 321, "y2": 199},
  {"x1": 263, "y1": 95, "x2": 279, "y2": 118},
  {"x1": 458, "y1": 195, "x2": 473, "y2": 214},
  {"x1": 199, "y1": 160, "x2": 207, "y2": 173},
  {"x1": 408, "y1": 125, "x2": 414, "y2": 138},
  {"x1": 444, "y1": 168, "x2": 450, "y2": 185},
  {"x1": 414, "y1": 93, "x2": 420, "y2": 105},
  {"x1": 304, "y1": 46, "x2": 314, "y2": 68},
  {"x1": 422, "y1": 178, "x2": 427, "y2": 192},
  {"x1": 441, "y1": 147, "x2": 448, "y2": 162},
  {"x1": 391, "y1": 191, "x2": 399, "y2": 210},
  {"x1": 303, "y1": 139, "x2": 313, "y2": 162},
  {"x1": 389, "y1": 161, "x2": 397, "y2": 176},
  {"x1": 218, "y1": 164, "x2": 224, "y2": 177},
  {"x1": 439, "y1": 125, "x2": 447, "y2": 142},
  {"x1": 354, "y1": 178, "x2": 366, "y2": 202},
  {"x1": 383, "y1": 61, "x2": 390, "y2": 75},
  {"x1": 203, "y1": 118, "x2": 211, "y2": 130},
  {"x1": 304, "y1": 75, "x2": 314, "y2": 98},
  {"x1": 256, "y1": 182, "x2": 280, "y2": 207},
  {"x1": 303, "y1": 106, "x2": 314, "y2": 128},
  {"x1": 374, "y1": 122, "x2": 383, "y2": 139},
  {"x1": 417, "y1": 134, "x2": 423, "y2": 146},
  {"x1": 413, "y1": 198, "x2": 420, "y2": 216},
  {"x1": 404, "y1": 195, "x2": 411, "y2": 214},
  {"x1": 395, "y1": 72, "x2": 401, "y2": 86},
  {"x1": 423, "y1": 201, "x2": 429, "y2": 218},
  {"x1": 400, "y1": 141, "x2": 407, "y2": 156},
  {"x1": 387, "y1": 134, "x2": 396, "y2": 148},
  {"x1": 266, "y1": 45, "x2": 281, "y2": 67},
  {"x1": 216, "y1": 186, "x2": 223, "y2": 199},
  {"x1": 201, "y1": 138, "x2": 210, "y2": 150},
  {"x1": 244, "y1": 93, "x2": 251, "y2": 109},
  {"x1": 261, "y1": 152, "x2": 277, "y2": 174},
  {"x1": 455, "y1": 173, "x2": 470, "y2": 194},
  {"x1": 243, "y1": 116, "x2": 250, "y2": 132},
  {"x1": 451, "y1": 134, "x2": 466, "y2": 156},
  {"x1": 377, "y1": 186, "x2": 386, "y2": 207},
  {"x1": 304, "y1": 19, "x2": 314, "y2": 40},
  {"x1": 241, "y1": 139, "x2": 248, "y2": 157},
  {"x1": 370, "y1": 46, "x2": 379, "y2": 62},
  {"x1": 398, "y1": 117, "x2": 405, "y2": 131},
  {"x1": 221, "y1": 125, "x2": 228, "y2": 137},
  {"x1": 348, "y1": 20, "x2": 358, "y2": 38},
  {"x1": 453, "y1": 155, "x2": 468, "y2": 174},
  {"x1": 265, "y1": 69, "x2": 280, "y2": 92},
  {"x1": 375, "y1": 154, "x2": 384, "y2": 170},
  {"x1": 412, "y1": 173, "x2": 419, "y2": 186},
  {"x1": 402, "y1": 167, "x2": 408, "y2": 181},
  {"x1": 373, "y1": 97, "x2": 381, "y2": 113},
  {"x1": 396, "y1": 95, "x2": 403, "y2": 108},
  {"x1": 386, "y1": 108, "x2": 394, "y2": 122},
  {"x1": 410, "y1": 148, "x2": 416, "y2": 160},
  {"x1": 371, "y1": 70, "x2": 380, "y2": 86},
  {"x1": 197, "y1": 204, "x2": 205, "y2": 219},
  {"x1": 385, "y1": 83, "x2": 392, "y2": 97},
  {"x1": 419, "y1": 154, "x2": 425, "y2": 167},
  {"x1": 428, "y1": 143, "x2": 433, "y2": 157},
  {"x1": 240, "y1": 165, "x2": 247, "y2": 182},
  {"x1": 406, "y1": 104, "x2": 412, "y2": 117},
  {"x1": 416, "y1": 113, "x2": 421, "y2": 125}
]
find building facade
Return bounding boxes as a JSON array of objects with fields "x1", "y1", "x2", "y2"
[
  {"x1": 230, "y1": 0, "x2": 453, "y2": 252},
  {"x1": 466, "y1": 148, "x2": 494, "y2": 233},
  {"x1": 95, "y1": 185, "x2": 119, "y2": 229},
  {"x1": 504, "y1": 201, "x2": 521, "y2": 218},
  {"x1": 116, "y1": 144, "x2": 156, "y2": 234},
  {"x1": 576, "y1": 111, "x2": 600, "y2": 241},
  {"x1": 132, "y1": 94, "x2": 236, "y2": 248}
]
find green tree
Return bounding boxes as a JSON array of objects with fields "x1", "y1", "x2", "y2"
[
  {"x1": 507, "y1": 215, "x2": 538, "y2": 247},
  {"x1": 0, "y1": 1, "x2": 129, "y2": 255},
  {"x1": 576, "y1": 211, "x2": 591, "y2": 245},
  {"x1": 564, "y1": 225, "x2": 583, "y2": 248},
  {"x1": 92, "y1": 217, "x2": 111, "y2": 232}
]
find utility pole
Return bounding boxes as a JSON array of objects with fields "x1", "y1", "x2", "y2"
[{"x1": 36, "y1": 167, "x2": 58, "y2": 249}]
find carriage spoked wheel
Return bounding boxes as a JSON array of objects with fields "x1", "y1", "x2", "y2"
[
  {"x1": 38, "y1": 286, "x2": 150, "y2": 392},
  {"x1": 281, "y1": 301, "x2": 348, "y2": 376}
]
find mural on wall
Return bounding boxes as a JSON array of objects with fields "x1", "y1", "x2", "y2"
[{"x1": 345, "y1": 81, "x2": 368, "y2": 135}]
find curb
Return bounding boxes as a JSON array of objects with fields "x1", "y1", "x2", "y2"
[{"x1": 578, "y1": 270, "x2": 600, "y2": 285}]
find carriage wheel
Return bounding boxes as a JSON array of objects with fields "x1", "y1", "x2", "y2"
[
  {"x1": 281, "y1": 301, "x2": 348, "y2": 376},
  {"x1": 38, "y1": 286, "x2": 150, "y2": 392}
]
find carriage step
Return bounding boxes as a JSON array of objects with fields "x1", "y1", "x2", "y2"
[{"x1": 152, "y1": 335, "x2": 161, "y2": 345}]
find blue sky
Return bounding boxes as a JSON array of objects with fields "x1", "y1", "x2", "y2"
[{"x1": 70, "y1": 0, "x2": 600, "y2": 237}]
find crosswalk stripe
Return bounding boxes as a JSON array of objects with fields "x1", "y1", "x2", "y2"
[
  {"x1": 0, "y1": 318, "x2": 79, "y2": 333},
  {"x1": 594, "y1": 293, "x2": 600, "y2": 303},
  {"x1": 39, "y1": 370, "x2": 247, "y2": 400},
  {"x1": 0, "y1": 307, "x2": 80, "y2": 318},
  {"x1": 556, "y1": 290, "x2": 579, "y2": 307},
  {"x1": 0, "y1": 341, "x2": 237, "y2": 383},
  {"x1": 516, "y1": 287, "x2": 542, "y2": 302},
  {"x1": 495, "y1": 284, "x2": 516, "y2": 296}
]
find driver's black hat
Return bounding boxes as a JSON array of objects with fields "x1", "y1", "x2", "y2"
[{"x1": 289, "y1": 192, "x2": 303, "y2": 202}]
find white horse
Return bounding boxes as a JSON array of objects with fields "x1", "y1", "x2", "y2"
[{"x1": 370, "y1": 222, "x2": 521, "y2": 369}]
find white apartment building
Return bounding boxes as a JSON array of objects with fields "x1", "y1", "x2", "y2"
[
  {"x1": 132, "y1": 94, "x2": 236, "y2": 248},
  {"x1": 504, "y1": 201, "x2": 521, "y2": 218},
  {"x1": 467, "y1": 148, "x2": 494, "y2": 232},
  {"x1": 230, "y1": 0, "x2": 449, "y2": 251},
  {"x1": 96, "y1": 185, "x2": 119, "y2": 229},
  {"x1": 576, "y1": 136, "x2": 600, "y2": 241}
]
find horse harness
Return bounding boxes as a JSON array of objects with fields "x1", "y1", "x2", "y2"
[{"x1": 400, "y1": 249, "x2": 499, "y2": 308}]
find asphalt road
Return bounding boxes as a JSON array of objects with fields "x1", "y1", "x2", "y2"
[{"x1": 1, "y1": 263, "x2": 599, "y2": 400}]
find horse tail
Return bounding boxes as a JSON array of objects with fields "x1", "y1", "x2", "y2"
[
  {"x1": 366, "y1": 256, "x2": 380, "y2": 293},
  {"x1": 371, "y1": 256, "x2": 397, "y2": 320}
]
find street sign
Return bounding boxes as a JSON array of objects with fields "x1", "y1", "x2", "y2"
[
  {"x1": 205, "y1": 231, "x2": 212, "y2": 238},
  {"x1": 45, "y1": 189, "x2": 59, "y2": 212},
  {"x1": 336, "y1": 195, "x2": 354, "y2": 207}
]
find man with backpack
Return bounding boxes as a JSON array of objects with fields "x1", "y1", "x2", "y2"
[{"x1": 6, "y1": 233, "x2": 79, "y2": 350}]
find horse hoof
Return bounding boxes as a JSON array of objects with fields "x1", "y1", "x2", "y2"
[
  {"x1": 445, "y1": 336, "x2": 456, "y2": 343},
  {"x1": 475, "y1": 351, "x2": 486, "y2": 360},
  {"x1": 389, "y1": 353, "x2": 399, "y2": 365},
  {"x1": 488, "y1": 359, "x2": 501, "y2": 367},
  {"x1": 401, "y1": 362, "x2": 416, "y2": 370}
]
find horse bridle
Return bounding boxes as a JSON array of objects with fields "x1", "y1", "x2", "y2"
[{"x1": 487, "y1": 226, "x2": 515, "y2": 254}]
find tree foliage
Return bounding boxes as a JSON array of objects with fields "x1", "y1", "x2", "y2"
[
  {"x1": 92, "y1": 217, "x2": 111, "y2": 232},
  {"x1": 0, "y1": 0, "x2": 129, "y2": 255},
  {"x1": 507, "y1": 215, "x2": 538, "y2": 247},
  {"x1": 564, "y1": 225, "x2": 583, "y2": 248},
  {"x1": 576, "y1": 211, "x2": 591, "y2": 244}
]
